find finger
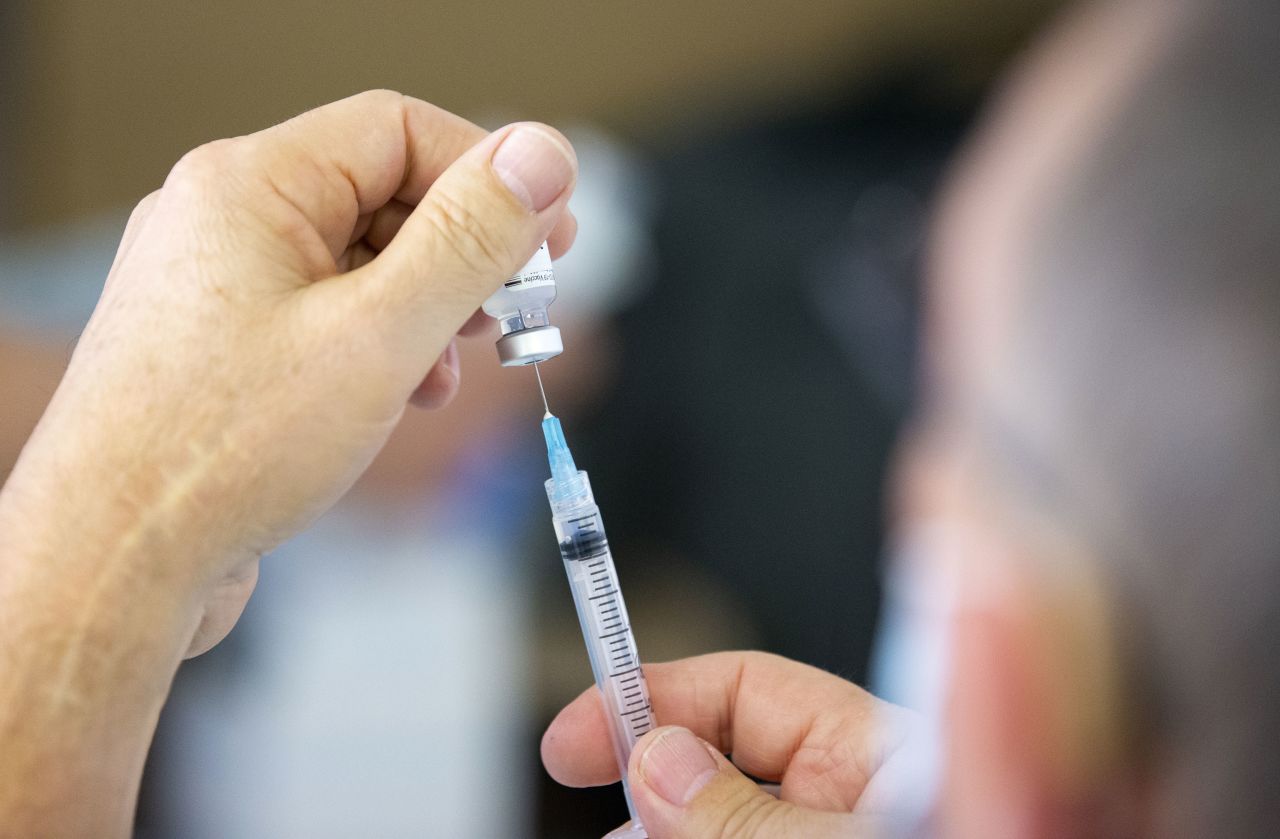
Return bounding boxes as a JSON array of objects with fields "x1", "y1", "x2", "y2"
[
  {"x1": 337, "y1": 239, "x2": 379, "y2": 273},
  {"x1": 627, "y1": 726, "x2": 864, "y2": 839},
  {"x1": 342, "y1": 120, "x2": 576, "y2": 356},
  {"x1": 347, "y1": 211, "x2": 377, "y2": 250},
  {"x1": 183, "y1": 558, "x2": 260, "y2": 659},
  {"x1": 546, "y1": 209, "x2": 578, "y2": 259},
  {"x1": 364, "y1": 200, "x2": 578, "y2": 261},
  {"x1": 458, "y1": 309, "x2": 493, "y2": 337},
  {"x1": 106, "y1": 190, "x2": 161, "y2": 282},
  {"x1": 166, "y1": 90, "x2": 486, "y2": 266},
  {"x1": 408, "y1": 338, "x2": 461, "y2": 410},
  {"x1": 352, "y1": 193, "x2": 573, "y2": 276},
  {"x1": 363, "y1": 199, "x2": 415, "y2": 252},
  {"x1": 542, "y1": 652, "x2": 882, "y2": 811}
]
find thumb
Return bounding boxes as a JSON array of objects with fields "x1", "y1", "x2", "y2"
[
  {"x1": 354, "y1": 121, "x2": 577, "y2": 346},
  {"x1": 623, "y1": 726, "x2": 863, "y2": 839}
]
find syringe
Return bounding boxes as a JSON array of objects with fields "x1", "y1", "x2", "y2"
[{"x1": 541, "y1": 407, "x2": 656, "y2": 837}]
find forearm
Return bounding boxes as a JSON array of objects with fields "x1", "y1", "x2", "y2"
[{"x1": 0, "y1": 441, "x2": 204, "y2": 837}]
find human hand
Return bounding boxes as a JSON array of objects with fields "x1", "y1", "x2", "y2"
[
  {"x1": 0, "y1": 90, "x2": 577, "y2": 656},
  {"x1": 542, "y1": 651, "x2": 917, "y2": 838},
  {"x1": 0, "y1": 90, "x2": 578, "y2": 836}
]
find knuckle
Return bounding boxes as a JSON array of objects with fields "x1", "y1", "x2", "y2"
[
  {"x1": 422, "y1": 188, "x2": 514, "y2": 277},
  {"x1": 346, "y1": 89, "x2": 409, "y2": 128},
  {"x1": 352, "y1": 88, "x2": 405, "y2": 110},
  {"x1": 169, "y1": 138, "x2": 243, "y2": 190},
  {"x1": 131, "y1": 189, "x2": 161, "y2": 218},
  {"x1": 341, "y1": 89, "x2": 410, "y2": 135},
  {"x1": 120, "y1": 190, "x2": 163, "y2": 237}
]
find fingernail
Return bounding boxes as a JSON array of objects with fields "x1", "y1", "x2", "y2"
[
  {"x1": 638, "y1": 726, "x2": 719, "y2": 806},
  {"x1": 491, "y1": 125, "x2": 576, "y2": 212}
]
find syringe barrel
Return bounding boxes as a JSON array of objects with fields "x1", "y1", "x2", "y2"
[{"x1": 548, "y1": 472, "x2": 655, "y2": 829}]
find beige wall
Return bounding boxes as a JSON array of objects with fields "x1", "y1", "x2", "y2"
[{"x1": 10, "y1": 0, "x2": 1061, "y2": 230}]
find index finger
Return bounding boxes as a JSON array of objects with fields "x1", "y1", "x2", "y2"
[{"x1": 541, "y1": 651, "x2": 890, "y2": 812}]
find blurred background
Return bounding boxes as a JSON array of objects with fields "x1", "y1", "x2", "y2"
[{"x1": 1, "y1": 1, "x2": 1062, "y2": 835}]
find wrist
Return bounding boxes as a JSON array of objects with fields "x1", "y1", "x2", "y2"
[
  {"x1": 1, "y1": 386, "x2": 247, "y2": 592},
  {"x1": 0, "y1": 429, "x2": 209, "y2": 836}
]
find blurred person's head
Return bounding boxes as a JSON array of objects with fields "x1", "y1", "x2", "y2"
[{"x1": 898, "y1": 0, "x2": 1280, "y2": 835}]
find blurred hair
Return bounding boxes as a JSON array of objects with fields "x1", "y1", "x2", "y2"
[{"x1": 1000, "y1": 0, "x2": 1280, "y2": 834}]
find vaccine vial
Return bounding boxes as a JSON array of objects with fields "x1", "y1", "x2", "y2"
[{"x1": 481, "y1": 242, "x2": 564, "y2": 366}]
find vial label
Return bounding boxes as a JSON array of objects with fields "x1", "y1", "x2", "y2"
[{"x1": 503, "y1": 241, "x2": 555, "y2": 289}]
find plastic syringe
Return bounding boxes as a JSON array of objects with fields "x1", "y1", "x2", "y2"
[{"x1": 542, "y1": 412, "x2": 655, "y2": 836}]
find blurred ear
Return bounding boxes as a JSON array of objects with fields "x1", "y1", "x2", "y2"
[{"x1": 937, "y1": 553, "x2": 1137, "y2": 839}]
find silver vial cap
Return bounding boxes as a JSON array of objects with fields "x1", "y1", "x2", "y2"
[{"x1": 496, "y1": 325, "x2": 563, "y2": 366}]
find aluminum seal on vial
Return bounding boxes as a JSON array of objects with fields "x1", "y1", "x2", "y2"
[{"x1": 496, "y1": 325, "x2": 563, "y2": 366}]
